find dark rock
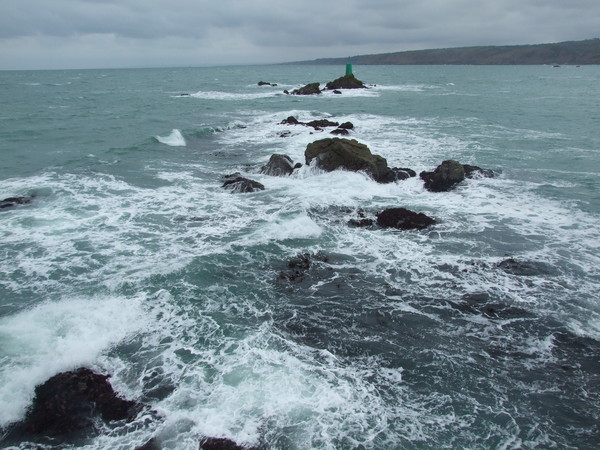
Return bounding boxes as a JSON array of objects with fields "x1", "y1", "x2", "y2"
[
  {"x1": 1, "y1": 196, "x2": 33, "y2": 209},
  {"x1": 257, "y1": 81, "x2": 277, "y2": 87},
  {"x1": 280, "y1": 116, "x2": 301, "y2": 125},
  {"x1": 330, "y1": 128, "x2": 349, "y2": 135},
  {"x1": 463, "y1": 164, "x2": 495, "y2": 178},
  {"x1": 338, "y1": 122, "x2": 354, "y2": 130},
  {"x1": 20, "y1": 368, "x2": 137, "y2": 436},
  {"x1": 304, "y1": 138, "x2": 396, "y2": 183},
  {"x1": 200, "y1": 437, "x2": 255, "y2": 450},
  {"x1": 348, "y1": 218, "x2": 374, "y2": 227},
  {"x1": 325, "y1": 74, "x2": 367, "y2": 90},
  {"x1": 222, "y1": 176, "x2": 265, "y2": 193},
  {"x1": 260, "y1": 154, "x2": 294, "y2": 176},
  {"x1": 291, "y1": 83, "x2": 322, "y2": 95},
  {"x1": 496, "y1": 258, "x2": 555, "y2": 277},
  {"x1": 420, "y1": 160, "x2": 465, "y2": 192},
  {"x1": 306, "y1": 119, "x2": 339, "y2": 129},
  {"x1": 376, "y1": 208, "x2": 436, "y2": 230}
]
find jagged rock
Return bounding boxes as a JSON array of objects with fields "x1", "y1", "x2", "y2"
[
  {"x1": 305, "y1": 138, "x2": 399, "y2": 183},
  {"x1": 348, "y1": 218, "x2": 374, "y2": 227},
  {"x1": 200, "y1": 437, "x2": 256, "y2": 450},
  {"x1": 19, "y1": 368, "x2": 137, "y2": 436},
  {"x1": 291, "y1": 83, "x2": 322, "y2": 95},
  {"x1": 260, "y1": 154, "x2": 294, "y2": 176},
  {"x1": 306, "y1": 119, "x2": 339, "y2": 129},
  {"x1": 376, "y1": 208, "x2": 436, "y2": 230},
  {"x1": 420, "y1": 160, "x2": 465, "y2": 192},
  {"x1": 280, "y1": 116, "x2": 301, "y2": 125},
  {"x1": 325, "y1": 74, "x2": 367, "y2": 90},
  {"x1": 1, "y1": 196, "x2": 33, "y2": 209},
  {"x1": 222, "y1": 175, "x2": 265, "y2": 193},
  {"x1": 463, "y1": 164, "x2": 495, "y2": 178}
]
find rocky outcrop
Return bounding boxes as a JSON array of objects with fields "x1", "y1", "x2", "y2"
[
  {"x1": 222, "y1": 174, "x2": 265, "y2": 193},
  {"x1": 305, "y1": 138, "x2": 413, "y2": 184},
  {"x1": 420, "y1": 160, "x2": 495, "y2": 192},
  {"x1": 290, "y1": 83, "x2": 322, "y2": 95},
  {"x1": 201, "y1": 437, "x2": 257, "y2": 450},
  {"x1": 420, "y1": 160, "x2": 465, "y2": 192},
  {"x1": 260, "y1": 154, "x2": 295, "y2": 176},
  {"x1": 18, "y1": 368, "x2": 138, "y2": 437},
  {"x1": 1, "y1": 196, "x2": 33, "y2": 210},
  {"x1": 325, "y1": 74, "x2": 367, "y2": 90},
  {"x1": 376, "y1": 208, "x2": 436, "y2": 230}
]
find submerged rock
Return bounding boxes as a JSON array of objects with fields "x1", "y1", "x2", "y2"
[
  {"x1": 200, "y1": 437, "x2": 256, "y2": 450},
  {"x1": 290, "y1": 82, "x2": 322, "y2": 95},
  {"x1": 260, "y1": 154, "x2": 295, "y2": 176},
  {"x1": 222, "y1": 175, "x2": 265, "y2": 193},
  {"x1": 376, "y1": 207, "x2": 436, "y2": 230},
  {"x1": 305, "y1": 137, "x2": 405, "y2": 184},
  {"x1": 325, "y1": 74, "x2": 367, "y2": 90},
  {"x1": 1, "y1": 196, "x2": 33, "y2": 210},
  {"x1": 19, "y1": 368, "x2": 138, "y2": 436},
  {"x1": 420, "y1": 160, "x2": 465, "y2": 192}
]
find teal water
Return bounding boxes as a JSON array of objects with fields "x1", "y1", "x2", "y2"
[{"x1": 1, "y1": 65, "x2": 599, "y2": 449}]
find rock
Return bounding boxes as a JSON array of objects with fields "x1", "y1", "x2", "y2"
[
  {"x1": 200, "y1": 437, "x2": 255, "y2": 450},
  {"x1": 305, "y1": 138, "x2": 397, "y2": 183},
  {"x1": 260, "y1": 154, "x2": 294, "y2": 176},
  {"x1": 306, "y1": 119, "x2": 339, "y2": 129},
  {"x1": 348, "y1": 218, "x2": 374, "y2": 227},
  {"x1": 338, "y1": 122, "x2": 354, "y2": 130},
  {"x1": 222, "y1": 176, "x2": 265, "y2": 193},
  {"x1": 291, "y1": 82, "x2": 322, "y2": 95},
  {"x1": 280, "y1": 116, "x2": 301, "y2": 125},
  {"x1": 420, "y1": 160, "x2": 465, "y2": 192},
  {"x1": 325, "y1": 74, "x2": 367, "y2": 90},
  {"x1": 19, "y1": 368, "x2": 137, "y2": 436},
  {"x1": 1, "y1": 196, "x2": 33, "y2": 209},
  {"x1": 330, "y1": 128, "x2": 349, "y2": 135},
  {"x1": 376, "y1": 208, "x2": 436, "y2": 230},
  {"x1": 463, "y1": 164, "x2": 495, "y2": 178},
  {"x1": 257, "y1": 81, "x2": 277, "y2": 86}
]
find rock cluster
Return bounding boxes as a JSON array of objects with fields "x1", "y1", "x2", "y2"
[{"x1": 304, "y1": 138, "x2": 416, "y2": 184}]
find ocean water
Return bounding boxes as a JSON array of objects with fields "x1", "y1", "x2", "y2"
[{"x1": 0, "y1": 64, "x2": 599, "y2": 449}]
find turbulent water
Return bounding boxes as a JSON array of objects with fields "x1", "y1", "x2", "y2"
[{"x1": 1, "y1": 65, "x2": 599, "y2": 449}]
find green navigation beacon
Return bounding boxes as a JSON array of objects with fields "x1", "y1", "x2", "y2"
[{"x1": 345, "y1": 58, "x2": 353, "y2": 76}]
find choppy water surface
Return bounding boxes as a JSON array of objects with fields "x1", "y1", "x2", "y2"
[{"x1": 1, "y1": 65, "x2": 599, "y2": 449}]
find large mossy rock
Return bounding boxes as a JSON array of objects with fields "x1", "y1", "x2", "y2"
[
  {"x1": 325, "y1": 74, "x2": 367, "y2": 90},
  {"x1": 419, "y1": 160, "x2": 465, "y2": 192},
  {"x1": 291, "y1": 82, "x2": 322, "y2": 95},
  {"x1": 305, "y1": 138, "x2": 394, "y2": 183}
]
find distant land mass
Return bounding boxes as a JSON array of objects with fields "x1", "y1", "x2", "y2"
[{"x1": 284, "y1": 39, "x2": 600, "y2": 65}]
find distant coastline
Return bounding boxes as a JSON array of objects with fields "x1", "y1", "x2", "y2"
[{"x1": 283, "y1": 38, "x2": 600, "y2": 65}]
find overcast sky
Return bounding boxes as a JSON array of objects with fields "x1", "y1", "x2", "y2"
[{"x1": 1, "y1": 0, "x2": 598, "y2": 70}]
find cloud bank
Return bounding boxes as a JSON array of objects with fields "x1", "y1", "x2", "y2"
[{"x1": 1, "y1": 0, "x2": 598, "y2": 69}]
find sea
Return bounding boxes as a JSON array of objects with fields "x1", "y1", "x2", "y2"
[{"x1": 0, "y1": 64, "x2": 599, "y2": 449}]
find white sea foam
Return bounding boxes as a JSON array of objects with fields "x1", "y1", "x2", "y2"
[
  {"x1": 156, "y1": 129, "x2": 186, "y2": 147},
  {"x1": 0, "y1": 295, "x2": 148, "y2": 426}
]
